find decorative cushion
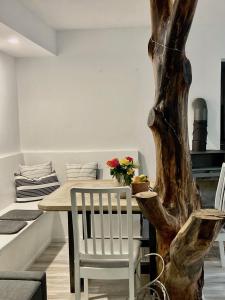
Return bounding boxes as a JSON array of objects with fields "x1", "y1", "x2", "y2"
[
  {"x1": 0, "y1": 279, "x2": 41, "y2": 300},
  {"x1": 0, "y1": 271, "x2": 47, "y2": 300},
  {"x1": 0, "y1": 210, "x2": 43, "y2": 221},
  {"x1": 15, "y1": 172, "x2": 60, "y2": 202},
  {"x1": 19, "y1": 162, "x2": 52, "y2": 179},
  {"x1": 0, "y1": 220, "x2": 27, "y2": 234},
  {"x1": 66, "y1": 162, "x2": 98, "y2": 180}
]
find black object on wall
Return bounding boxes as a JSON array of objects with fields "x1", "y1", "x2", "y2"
[
  {"x1": 192, "y1": 98, "x2": 208, "y2": 151},
  {"x1": 221, "y1": 62, "x2": 225, "y2": 150}
]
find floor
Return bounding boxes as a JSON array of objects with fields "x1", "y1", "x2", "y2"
[{"x1": 28, "y1": 242, "x2": 225, "y2": 300}]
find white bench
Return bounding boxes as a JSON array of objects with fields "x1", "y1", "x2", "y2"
[
  {"x1": 0, "y1": 153, "x2": 56, "y2": 270},
  {"x1": 0, "y1": 202, "x2": 54, "y2": 270},
  {"x1": 0, "y1": 150, "x2": 140, "y2": 270}
]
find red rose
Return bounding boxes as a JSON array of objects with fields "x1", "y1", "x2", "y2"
[
  {"x1": 126, "y1": 156, "x2": 133, "y2": 162},
  {"x1": 107, "y1": 158, "x2": 119, "y2": 168}
]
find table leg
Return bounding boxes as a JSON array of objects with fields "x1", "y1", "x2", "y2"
[
  {"x1": 86, "y1": 211, "x2": 91, "y2": 238},
  {"x1": 67, "y1": 211, "x2": 83, "y2": 293}
]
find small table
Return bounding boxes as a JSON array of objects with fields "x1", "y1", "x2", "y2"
[{"x1": 38, "y1": 179, "x2": 156, "y2": 293}]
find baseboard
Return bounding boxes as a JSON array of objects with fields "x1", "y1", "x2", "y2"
[{"x1": 24, "y1": 237, "x2": 52, "y2": 270}]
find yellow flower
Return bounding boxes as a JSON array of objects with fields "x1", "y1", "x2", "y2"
[
  {"x1": 127, "y1": 169, "x2": 135, "y2": 175},
  {"x1": 119, "y1": 158, "x2": 130, "y2": 166}
]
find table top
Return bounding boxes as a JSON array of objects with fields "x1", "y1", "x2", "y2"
[{"x1": 38, "y1": 179, "x2": 141, "y2": 212}]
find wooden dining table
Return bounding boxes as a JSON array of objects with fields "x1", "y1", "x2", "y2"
[{"x1": 38, "y1": 179, "x2": 156, "y2": 293}]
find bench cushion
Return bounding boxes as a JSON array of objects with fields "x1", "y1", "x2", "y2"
[
  {"x1": 0, "y1": 279, "x2": 41, "y2": 300},
  {"x1": 0, "y1": 271, "x2": 45, "y2": 281},
  {"x1": 0, "y1": 271, "x2": 47, "y2": 300},
  {"x1": 0, "y1": 220, "x2": 27, "y2": 234},
  {"x1": 0, "y1": 210, "x2": 43, "y2": 221}
]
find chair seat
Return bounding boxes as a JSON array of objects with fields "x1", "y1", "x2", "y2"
[{"x1": 80, "y1": 239, "x2": 141, "y2": 267}]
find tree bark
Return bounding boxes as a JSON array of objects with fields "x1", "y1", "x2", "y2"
[{"x1": 135, "y1": 1, "x2": 225, "y2": 299}]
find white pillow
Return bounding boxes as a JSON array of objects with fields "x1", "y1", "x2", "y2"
[
  {"x1": 19, "y1": 161, "x2": 52, "y2": 179},
  {"x1": 66, "y1": 162, "x2": 98, "y2": 180}
]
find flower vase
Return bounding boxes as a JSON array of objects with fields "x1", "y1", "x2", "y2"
[{"x1": 114, "y1": 175, "x2": 129, "y2": 198}]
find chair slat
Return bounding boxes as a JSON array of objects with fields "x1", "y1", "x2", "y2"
[
  {"x1": 90, "y1": 192, "x2": 96, "y2": 254},
  {"x1": 99, "y1": 193, "x2": 105, "y2": 255},
  {"x1": 108, "y1": 192, "x2": 114, "y2": 254},
  {"x1": 71, "y1": 191, "x2": 80, "y2": 262},
  {"x1": 71, "y1": 186, "x2": 133, "y2": 261},
  {"x1": 126, "y1": 189, "x2": 134, "y2": 278},
  {"x1": 215, "y1": 163, "x2": 225, "y2": 210},
  {"x1": 81, "y1": 193, "x2": 88, "y2": 253},
  {"x1": 116, "y1": 192, "x2": 123, "y2": 254}
]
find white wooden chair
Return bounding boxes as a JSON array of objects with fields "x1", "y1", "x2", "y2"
[
  {"x1": 70, "y1": 186, "x2": 141, "y2": 300},
  {"x1": 215, "y1": 163, "x2": 225, "y2": 267}
]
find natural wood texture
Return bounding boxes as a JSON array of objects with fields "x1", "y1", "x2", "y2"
[
  {"x1": 38, "y1": 180, "x2": 139, "y2": 211},
  {"x1": 38, "y1": 179, "x2": 152, "y2": 212},
  {"x1": 29, "y1": 242, "x2": 131, "y2": 299},
  {"x1": 166, "y1": 209, "x2": 225, "y2": 299},
  {"x1": 135, "y1": 1, "x2": 225, "y2": 299}
]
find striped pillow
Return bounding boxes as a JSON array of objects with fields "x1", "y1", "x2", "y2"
[
  {"x1": 19, "y1": 161, "x2": 52, "y2": 179},
  {"x1": 66, "y1": 162, "x2": 98, "y2": 180},
  {"x1": 15, "y1": 171, "x2": 60, "y2": 203}
]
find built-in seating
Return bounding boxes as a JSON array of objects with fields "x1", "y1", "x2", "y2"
[
  {"x1": 0, "y1": 202, "x2": 53, "y2": 271},
  {"x1": 0, "y1": 150, "x2": 139, "y2": 271},
  {"x1": 0, "y1": 153, "x2": 54, "y2": 271}
]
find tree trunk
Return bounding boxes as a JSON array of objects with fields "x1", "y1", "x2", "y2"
[{"x1": 135, "y1": 1, "x2": 225, "y2": 299}]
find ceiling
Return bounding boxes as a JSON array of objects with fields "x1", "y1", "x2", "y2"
[
  {"x1": 0, "y1": 23, "x2": 53, "y2": 57},
  {"x1": 19, "y1": 0, "x2": 150, "y2": 30},
  {"x1": 18, "y1": 0, "x2": 225, "y2": 31},
  {"x1": 1, "y1": 0, "x2": 224, "y2": 57}
]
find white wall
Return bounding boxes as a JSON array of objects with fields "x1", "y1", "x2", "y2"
[
  {"x1": 16, "y1": 28, "x2": 155, "y2": 177},
  {"x1": 0, "y1": 51, "x2": 22, "y2": 209},
  {"x1": 16, "y1": 20, "x2": 225, "y2": 178},
  {"x1": 187, "y1": 23, "x2": 223, "y2": 150},
  {"x1": 0, "y1": 51, "x2": 20, "y2": 155}
]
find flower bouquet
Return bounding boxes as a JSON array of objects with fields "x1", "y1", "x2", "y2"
[{"x1": 106, "y1": 156, "x2": 137, "y2": 186}]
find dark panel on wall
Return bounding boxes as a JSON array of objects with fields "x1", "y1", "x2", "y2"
[{"x1": 221, "y1": 62, "x2": 225, "y2": 149}]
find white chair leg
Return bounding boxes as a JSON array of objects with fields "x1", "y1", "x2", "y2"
[
  {"x1": 218, "y1": 240, "x2": 225, "y2": 267},
  {"x1": 75, "y1": 276, "x2": 81, "y2": 300},
  {"x1": 129, "y1": 273, "x2": 135, "y2": 300},
  {"x1": 84, "y1": 278, "x2": 89, "y2": 300},
  {"x1": 75, "y1": 259, "x2": 81, "y2": 300}
]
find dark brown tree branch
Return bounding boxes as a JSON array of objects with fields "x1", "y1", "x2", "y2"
[
  {"x1": 150, "y1": 0, "x2": 172, "y2": 40},
  {"x1": 166, "y1": 0, "x2": 199, "y2": 51}
]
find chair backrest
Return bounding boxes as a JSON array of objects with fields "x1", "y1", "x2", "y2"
[
  {"x1": 70, "y1": 186, "x2": 133, "y2": 261},
  {"x1": 215, "y1": 163, "x2": 225, "y2": 211}
]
